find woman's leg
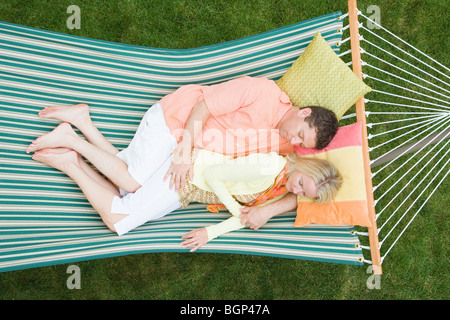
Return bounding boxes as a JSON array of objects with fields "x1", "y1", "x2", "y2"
[
  {"x1": 26, "y1": 123, "x2": 141, "y2": 193},
  {"x1": 38, "y1": 103, "x2": 119, "y2": 155},
  {"x1": 75, "y1": 149, "x2": 121, "y2": 196},
  {"x1": 38, "y1": 103, "x2": 127, "y2": 191},
  {"x1": 32, "y1": 148, "x2": 126, "y2": 233},
  {"x1": 30, "y1": 103, "x2": 177, "y2": 193},
  {"x1": 40, "y1": 147, "x2": 120, "y2": 196}
]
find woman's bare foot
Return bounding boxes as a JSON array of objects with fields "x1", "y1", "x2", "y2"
[
  {"x1": 37, "y1": 103, "x2": 119, "y2": 156},
  {"x1": 26, "y1": 122, "x2": 79, "y2": 154},
  {"x1": 32, "y1": 148, "x2": 79, "y2": 172},
  {"x1": 39, "y1": 103, "x2": 90, "y2": 128}
]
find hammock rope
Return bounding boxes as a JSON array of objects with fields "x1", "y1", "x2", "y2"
[
  {"x1": 366, "y1": 99, "x2": 449, "y2": 113},
  {"x1": 360, "y1": 37, "x2": 449, "y2": 88},
  {"x1": 338, "y1": 48, "x2": 352, "y2": 58},
  {"x1": 368, "y1": 117, "x2": 448, "y2": 153},
  {"x1": 380, "y1": 156, "x2": 450, "y2": 245},
  {"x1": 362, "y1": 50, "x2": 450, "y2": 95},
  {"x1": 358, "y1": 11, "x2": 450, "y2": 73},
  {"x1": 370, "y1": 89, "x2": 450, "y2": 109},
  {"x1": 375, "y1": 134, "x2": 450, "y2": 218},
  {"x1": 381, "y1": 168, "x2": 450, "y2": 261},
  {"x1": 340, "y1": 7, "x2": 449, "y2": 267},
  {"x1": 365, "y1": 65, "x2": 450, "y2": 100},
  {"x1": 359, "y1": 23, "x2": 450, "y2": 81},
  {"x1": 367, "y1": 114, "x2": 446, "y2": 128},
  {"x1": 369, "y1": 116, "x2": 450, "y2": 168},
  {"x1": 364, "y1": 74, "x2": 450, "y2": 105}
]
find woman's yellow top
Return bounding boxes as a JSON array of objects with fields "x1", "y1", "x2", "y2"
[{"x1": 185, "y1": 149, "x2": 287, "y2": 240}]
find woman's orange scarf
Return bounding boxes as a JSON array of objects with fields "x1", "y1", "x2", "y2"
[{"x1": 206, "y1": 166, "x2": 288, "y2": 213}]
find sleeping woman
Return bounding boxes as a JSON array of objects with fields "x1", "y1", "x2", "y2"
[{"x1": 26, "y1": 104, "x2": 343, "y2": 252}]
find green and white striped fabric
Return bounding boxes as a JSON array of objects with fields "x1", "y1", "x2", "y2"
[{"x1": 0, "y1": 12, "x2": 364, "y2": 273}]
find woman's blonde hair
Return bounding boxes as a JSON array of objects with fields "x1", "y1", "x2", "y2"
[{"x1": 285, "y1": 152, "x2": 343, "y2": 204}]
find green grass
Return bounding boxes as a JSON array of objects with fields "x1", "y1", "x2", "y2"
[{"x1": 0, "y1": 0, "x2": 448, "y2": 300}]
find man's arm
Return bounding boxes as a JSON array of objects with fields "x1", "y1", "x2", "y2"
[
  {"x1": 164, "y1": 98, "x2": 211, "y2": 191},
  {"x1": 239, "y1": 192, "x2": 297, "y2": 230},
  {"x1": 164, "y1": 77, "x2": 263, "y2": 191}
]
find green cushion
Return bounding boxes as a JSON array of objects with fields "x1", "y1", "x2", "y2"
[{"x1": 276, "y1": 32, "x2": 371, "y2": 120}]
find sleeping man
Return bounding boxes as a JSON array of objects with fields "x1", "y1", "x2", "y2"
[{"x1": 27, "y1": 76, "x2": 338, "y2": 233}]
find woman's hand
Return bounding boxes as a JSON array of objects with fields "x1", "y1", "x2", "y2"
[{"x1": 181, "y1": 228, "x2": 209, "y2": 252}]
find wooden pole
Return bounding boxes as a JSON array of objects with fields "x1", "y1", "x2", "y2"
[{"x1": 347, "y1": 0, "x2": 382, "y2": 275}]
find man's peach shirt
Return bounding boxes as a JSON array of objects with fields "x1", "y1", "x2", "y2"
[{"x1": 159, "y1": 76, "x2": 294, "y2": 157}]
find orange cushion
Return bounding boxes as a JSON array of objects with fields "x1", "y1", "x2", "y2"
[{"x1": 294, "y1": 122, "x2": 372, "y2": 227}]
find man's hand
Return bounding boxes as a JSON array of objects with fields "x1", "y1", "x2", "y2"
[
  {"x1": 239, "y1": 206, "x2": 271, "y2": 230},
  {"x1": 164, "y1": 98, "x2": 211, "y2": 191},
  {"x1": 239, "y1": 193, "x2": 298, "y2": 230},
  {"x1": 164, "y1": 142, "x2": 193, "y2": 191}
]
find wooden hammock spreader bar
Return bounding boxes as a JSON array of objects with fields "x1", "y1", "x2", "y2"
[{"x1": 347, "y1": 0, "x2": 382, "y2": 275}]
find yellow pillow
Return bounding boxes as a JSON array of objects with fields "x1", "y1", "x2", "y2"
[{"x1": 276, "y1": 32, "x2": 371, "y2": 119}]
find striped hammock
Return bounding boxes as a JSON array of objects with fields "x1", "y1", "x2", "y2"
[{"x1": 0, "y1": 12, "x2": 364, "y2": 273}]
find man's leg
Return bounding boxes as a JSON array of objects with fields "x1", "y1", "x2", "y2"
[
  {"x1": 32, "y1": 148, "x2": 126, "y2": 233},
  {"x1": 27, "y1": 123, "x2": 141, "y2": 193},
  {"x1": 38, "y1": 103, "x2": 119, "y2": 155}
]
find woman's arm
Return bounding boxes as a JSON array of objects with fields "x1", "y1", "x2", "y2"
[
  {"x1": 180, "y1": 163, "x2": 248, "y2": 252},
  {"x1": 181, "y1": 156, "x2": 280, "y2": 251},
  {"x1": 180, "y1": 215, "x2": 245, "y2": 252},
  {"x1": 202, "y1": 154, "x2": 281, "y2": 216}
]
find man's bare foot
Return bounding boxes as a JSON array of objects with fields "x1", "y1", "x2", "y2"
[
  {"x1": 39, "y1": 103, "x2": 90, "y2": 128},
  {"x1": 26, "y1": 123, "x2": 79, "y2": 154},
  {"x1": 32, "y1": 148, "x2": 79, "y2": 172}
]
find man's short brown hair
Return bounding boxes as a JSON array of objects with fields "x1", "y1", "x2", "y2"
[{"x1": 302, "y1": 106, "x2": 338, "y2": 150}]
